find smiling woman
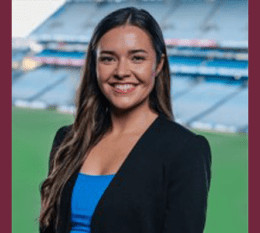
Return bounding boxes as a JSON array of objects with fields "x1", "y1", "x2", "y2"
[
  {"x1": 95, "y1": 25, "x2": 165, "y2": 111},
  {"x1": 39, "y1": 7, "x2": 212, "y2": 233}
]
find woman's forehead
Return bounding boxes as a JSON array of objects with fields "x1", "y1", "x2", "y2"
[{"x1": 96, "y1": 25, "x2": 154, "y2": 53}]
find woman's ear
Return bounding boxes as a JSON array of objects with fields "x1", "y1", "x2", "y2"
[{"x1": 155, "y1": 54, "x2": 165, "y2": 76}]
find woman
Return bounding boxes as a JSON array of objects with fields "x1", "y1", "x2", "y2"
[{"x1": 39, "y1": 7, "x2": 212, "y2": 233}]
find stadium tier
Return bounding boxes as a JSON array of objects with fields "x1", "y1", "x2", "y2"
[
  {"x1": 12, "y1": 70, "x2": 25, "y2": 84},
  {"x1": 201, "y1": 0, "x2": 248, "y2": 43},
  {"x1": 192, "y1": 87, "x2": 248, "y2": 132},
  {"x1": 12, "y1": 48, "x2": 31, "y2": 69},
  {"x1": 12, "y1": 48, "x2": 30, "y2": 62},
  {"x1": 162, "y1": 1, "x2": 214, "y2": 39},
  {"x1": 171, "y1": 77, "x2": 247, "y2": 131},
  {"x1": 12, "y1": 66, "x2": 79, "y2": 103}
]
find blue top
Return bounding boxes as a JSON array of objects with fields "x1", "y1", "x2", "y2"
[{"x1": 70, "y1": 172, "x2": 115, "y2": 233}]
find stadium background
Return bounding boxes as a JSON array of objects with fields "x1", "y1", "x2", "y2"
[{"x1": 12, "y1": 0, "x2": 248, "y2": 232}]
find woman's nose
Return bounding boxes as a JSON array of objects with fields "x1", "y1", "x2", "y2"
[{"x1": 114, "y1": 58, "x2": 130, "y2": 78}]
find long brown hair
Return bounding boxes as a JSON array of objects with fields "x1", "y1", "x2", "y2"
[{"x1": 39, "y1": 7, "x2": 174, "y2": 229}]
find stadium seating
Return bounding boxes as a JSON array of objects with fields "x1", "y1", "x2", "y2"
[
  {"x1": 12, "y1": 67, "x2": 69, "y2": 101},
  {"x1": 37, "y1": 67, "x2": 80, "y2": 106},
  {"x1": 200, "y1": 0, "x2": 248, "y2": 41},
  {"x1": 172, "y1": 79, "x2": 243, "y2": 123},
  {"x1": 162, "y1": 1, "x2": 214, "y2": 39},
  {"x1": 196, "y1": 86, "x2": 248, "y2": 131},
  {"x1": 12, "y1": 0, "x2": 248, "y2": 133}
]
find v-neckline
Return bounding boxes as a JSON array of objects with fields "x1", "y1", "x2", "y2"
[{"x1": 65, "y1": 112, "x2": 166, "y2": 232}]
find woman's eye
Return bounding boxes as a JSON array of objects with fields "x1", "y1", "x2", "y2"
[
  {"x1": 132, "y1": 56, "x2": 145, "y2": 62},
  {"x1": 100, "y1": 57, "x2": 114, "y2": 62}
]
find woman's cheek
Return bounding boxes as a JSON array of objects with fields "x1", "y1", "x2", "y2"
[
  {"x1": 140, "y1": 63, "x2": 155, "y2": 77},
  {"x1": 98, "y1": 65, "x2": 115, "y2": 79}
]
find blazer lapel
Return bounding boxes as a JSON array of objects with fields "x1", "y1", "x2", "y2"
[{"x1": 90, "y1": 112, "x2": 166, "y2": 231}]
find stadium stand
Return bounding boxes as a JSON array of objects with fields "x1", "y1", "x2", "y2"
[
  {"x1": 200, "y1": 0, "x2": 248, "y2": 43},
  {"x1": 12, "y1": 70, "x2": 25, "y2": 84},
  {"x1": 12, "y1": 67, "x2": 68, "y2": 101},
  {"x1": 162, "y1": 0, "x2": 214, "y2": 39},
  {"x1": 12, "y1": 48, "x2": 30, "y2": 69},
  {"x1": 12, "y1": 0, "x2": 248, "y2": 133},
  {"x1": 172, "y1": 79, "x2": 244, "y2": 122},
  {"x1": 12, "y1": 48, "x2": 30, "y2": 62},
  {"x1": 12, "y1": 44, "x2": 31, "y2": 83},
  {"x1": 37, "y1": 66, "x2": 80, "y2": 106},
  {"x1": 192, "y1": 86, "x2": 248, "y2": 132}
]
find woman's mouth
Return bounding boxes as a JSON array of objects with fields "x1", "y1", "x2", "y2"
[{"x1": 111, "y1": 84, "x2": 137, "y2": 94}]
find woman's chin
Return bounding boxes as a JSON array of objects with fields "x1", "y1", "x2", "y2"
[
  {"x1": 109, "y1": 101, "x2": 139, "y2": 113},
  {"x1": 111, "y1": 104, "x2": 135, "y2": 112}
]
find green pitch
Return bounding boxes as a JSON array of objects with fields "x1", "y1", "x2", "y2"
[{"x1": 12, "y1": 107, "x2": 248, "y2": 233}]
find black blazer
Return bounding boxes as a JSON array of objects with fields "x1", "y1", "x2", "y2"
[{"x1": 41, "y1": 112, "x2": 212, "y2": 233}]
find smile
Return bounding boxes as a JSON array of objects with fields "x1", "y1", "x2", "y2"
[{"x1": 111, "y1": 84, "x2": 137, "y2": 94}]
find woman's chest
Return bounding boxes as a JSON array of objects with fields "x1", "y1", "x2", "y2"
[
  {"x1": 82, "y1": 142, "x2": 167, "y2": 213},
  {"x1": 78, "y1": 151, "x2": 167, "y2": 233},
  {"x1": 80, "y1": 132, "x2": 146, "y2": 175}
]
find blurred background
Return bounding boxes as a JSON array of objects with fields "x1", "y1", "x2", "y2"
[{"x1": 12, "y1": 0, "x2": 248, "y2": 233}]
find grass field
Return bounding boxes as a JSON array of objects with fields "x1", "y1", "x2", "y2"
[{"x1": 12, "y1": 107, "x2": 248, "y2": 233}]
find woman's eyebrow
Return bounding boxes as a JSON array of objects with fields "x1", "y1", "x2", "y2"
[{"x1": 100, "y1": 49, "x2": 148, "y2": 55}]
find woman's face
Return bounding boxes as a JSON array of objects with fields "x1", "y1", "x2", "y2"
[{"x1": 96, "y1": 25, "x2": 165, "y2": 112}]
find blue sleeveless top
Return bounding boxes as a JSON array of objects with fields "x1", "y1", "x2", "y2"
[{"x1": 70, "y1": 172, "x2": 115, "y2": 233}]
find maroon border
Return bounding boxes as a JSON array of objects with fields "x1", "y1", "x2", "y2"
[
  {"x1": 248, "y1": 0, "x2": 258, "y2": 232},
  {"x1": 3, "y1": 0, "x2": 11, "y2": 232},
  {"x1": 8, "y1": 1, "x2": 251, "y2": 233}
]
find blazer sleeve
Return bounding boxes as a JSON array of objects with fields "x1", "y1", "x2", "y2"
[{"x1": 162, "y1": 135, "x2": 212, "y2": 233}]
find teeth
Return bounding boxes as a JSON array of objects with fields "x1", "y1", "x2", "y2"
[{"x1": 114, "y1": 84, "x2": 135, "y2": 90}]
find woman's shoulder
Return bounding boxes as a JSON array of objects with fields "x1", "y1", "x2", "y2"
[
  {"x1": 159, "y1": 115, "x2": 197, "y2": 143},
  {"x1": 51, "y1": 124, "x2": 73, "y2": 149},
  {"x1": 55, "y1": 124, "x2": 73, "y2": 136},
  {"x1": 159, "y1": 115, "x2": 211, "y2": 160}
]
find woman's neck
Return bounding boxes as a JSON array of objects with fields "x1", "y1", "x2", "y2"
[{"x1": 108, "y1": 106, "x2": 158, "y2": 136}]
